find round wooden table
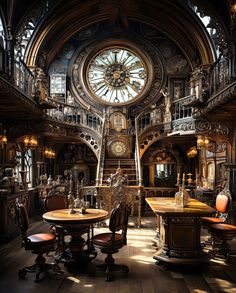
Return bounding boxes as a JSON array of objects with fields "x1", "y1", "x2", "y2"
[{"x1": 43, "y1": 208, "x2": 108, "y2": 268}]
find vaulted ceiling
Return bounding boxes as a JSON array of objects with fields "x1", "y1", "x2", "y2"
[
  {"x1": 0, "y1": 0, "x2": 233, "y2": 121},
  {"x1": 1, "y1": 0, "x2": 230, "y2": 68}
]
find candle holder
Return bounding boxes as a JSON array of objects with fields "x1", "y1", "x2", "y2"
[
  {"x1": 187, "y1": 173, "x2": 193, "y2": 186},
  {"x1": 175, "y1": 173, "x2": 190, "y2": 207},
  {"x1": 176, "y1": 178, "x2": 181, "y2": 187},
  {"x1": 68, "y1": 175, "x2": 76, "y2": 214}
]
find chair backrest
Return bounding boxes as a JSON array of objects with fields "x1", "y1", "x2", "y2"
[
  {"x1": 109, "y1": 203, "x2": 130, "y2": 244},
  {"x1": 215, "y1": 188, "x2": 231, "y2": 215},
  {"x1": 44, "y1": 194, "x2": 68, "y2": 212},
  {"x1": 15, "y1": 202, "x2": 29, "y2": 236}
]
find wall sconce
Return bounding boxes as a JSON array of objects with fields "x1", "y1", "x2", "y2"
[
  {"x1": 23, "y1": 136, "x2": 38, "y2": 149},
  {"x1": 230, "y1": 2, "x2": 236, "y2": 14},
  {"x1": 187, "y1": 146, "x2": 197, "y2": 158},
  {"x1": 0, "y1": 129, "x2": 7, "y2": 147},
  {"x1": 44, "y1": 147, "x2": 56, "y2": 159},
  {"x1": 196, "y1": 135, "x2": 209, "y2": 149}
]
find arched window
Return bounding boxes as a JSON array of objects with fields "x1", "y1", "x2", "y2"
[
  {"x1": 15, "y1": 150, "x2": 33, "y2": 188},
  {"x1": 0, "y1": 13, "x2": 6, "y2": 49},
  {"x1": 188, "y1": 2, "x2": 225, "y2": 58}
]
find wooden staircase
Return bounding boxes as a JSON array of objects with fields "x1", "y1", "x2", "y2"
[{"x1": 102, "y1": 158, "x2": 137, "y2": 186}]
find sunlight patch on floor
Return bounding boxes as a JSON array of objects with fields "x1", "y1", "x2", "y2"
[
  {"x1": 128, "y1": 229, "x2": 156, "y2": 236},
  {"x1": 141, "y1": 247, "x2": 156, "y2": 252},
  {"x1": 130, "y1": 254, "x2": 155, "y2": 264},
  {"x1": 66, "y1": 276, "x2": 80, "y2": 283},
  {"x1": 213, "y1": 278, "x2": 236, "y2": 292},
  {"x1": 128, "y1": 240, "x2": 149, "y2": 248},
  {"x1": 209, "y1": 258, "x2": 228, "y2": 265}
]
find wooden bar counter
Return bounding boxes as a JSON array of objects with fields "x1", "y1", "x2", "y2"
[{"x1": 145, "y1": 197, "x2": 216, "y2": 265}]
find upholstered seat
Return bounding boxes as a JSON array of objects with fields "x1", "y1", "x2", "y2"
[
  {"x1": 92, "y1": 203, "x2": 130, "y2": 281},
  {"x1": 201, "y1": 217, "x2": 226, "y2": 224},
  {"x1": 93, "y1": 232, "x2": 125, "y2": 246},
  {"x1": 27, "y1": 233, "x2": 55, "y2": 245},
  {"x1": 208, "y1": 223, "x2": 236, "y2": 261},
  {"x1": 15, "y1": 202, "x2": 62, "y2": 282}
]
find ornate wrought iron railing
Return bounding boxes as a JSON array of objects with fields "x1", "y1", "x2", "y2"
[
  {"x1": 45, "y1": 98, "x2": 104, "y2": 133},
  {"x1": 14, "y1": 59, "x2": 35, "y2": 97},
  {"x1": 136, "y1": 106, "x2": 165, "y2": 134},
  {"x1": 172, "y1": 95, "x2": 193, "y2": 120}
]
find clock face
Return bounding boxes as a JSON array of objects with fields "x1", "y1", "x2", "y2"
[
  {"x1": 86, "y1": 46, "x2": 148, "y2": 105},
  {"x1": 110, "y1": 141, "x2": 128, "y2": 157}
]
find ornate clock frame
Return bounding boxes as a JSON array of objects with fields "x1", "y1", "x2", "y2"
[
  {"x1": 106, "y1": 136, "x2": 131, "y2": 158},
  {"x1": 69, "y1": 39, "x2": 165, "y2": 114}
]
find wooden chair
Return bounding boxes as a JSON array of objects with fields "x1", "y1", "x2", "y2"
[
  {"x1": 201, "y1": 188, "x2": 231, "y2": 227},
  {"x1": 201, "y1": 188, "x2": 232, "y2": 248},
  {"x1": 92, "y1": 202, "x2": 130, "y2": 281},
  {"x1": 15, "y1": 201, "x2": 61, "y2": 282},
  {"x1": 43, "y1": 193, "x2": 68, "y2": 259},
  {"x1": 43, "y1": 193, "x2": 68, "y2": 212},
  {"x1": 208, "y1": 223, "x2": 236, "y2": 261}
]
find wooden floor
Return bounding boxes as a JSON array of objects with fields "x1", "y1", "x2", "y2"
[{"x1": 0, "y1": 215, "x2": 236, "y2": 293}]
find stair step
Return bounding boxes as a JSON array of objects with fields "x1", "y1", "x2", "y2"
[
  {"x1": 104, "y1": 161, "x2": 135, "y2": 165},
  {"x1": 102, "y1": 158, "x2": 137, "y2": 185},
  {"x1": 103, "y1": 168, "x2": 136, "y2": 172}
]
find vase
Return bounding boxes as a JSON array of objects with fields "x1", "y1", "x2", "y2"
[{"x1": 19, "y1": 170, "x2": 28, "y2": 190}]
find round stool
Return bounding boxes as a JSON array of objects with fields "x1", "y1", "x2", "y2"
[{"x1": 208, "y1": 223, "x2": 236, "y2": 261}]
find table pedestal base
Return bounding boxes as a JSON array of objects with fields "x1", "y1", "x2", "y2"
[
  {"x1": 55, "y1": 224, "x2": 97, "y2": 269},
  {"x1": 154, "y1": 249, "x2": 210, "y2": 266},
  {"x1": 155, "y1": 214, "x2": 211, "y2": 266}
]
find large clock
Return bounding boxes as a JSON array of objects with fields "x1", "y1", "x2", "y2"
[
  {"x1": 81, "y1": 42, "x2": 153, "y2": 106},
  {"x1": 71, "y1": 40, "x2": 163, "y2": 111},
  {"x1": 110, "y1": 140, "x2": 128, "y2": 157}
]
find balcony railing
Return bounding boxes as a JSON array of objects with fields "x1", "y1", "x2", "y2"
[
  {"x1": 172, "y1": 96, "x2": 193, "y2": 121},
  {"x1": 6, "y1": 53, "x2": 235, "y2": 133},
  {"x1": 14, "y1": 59, "x2": 35, "y2": 97},
  {"x1": 45, "y1": 98, "x2": 104, "y2": 134},
  {"x1": 136, "y1": 106, "x2": 164, "y2": 134}
]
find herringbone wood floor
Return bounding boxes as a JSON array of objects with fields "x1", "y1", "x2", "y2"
[{"x1": 0, "y1": 215, "x2": 236, "y2": 293}]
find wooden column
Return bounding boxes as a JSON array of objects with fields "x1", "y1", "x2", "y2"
[{"x1": 149, "y1": 165, "x2": 155, "y2": 187}]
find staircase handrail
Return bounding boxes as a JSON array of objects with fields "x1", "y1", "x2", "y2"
[{"x1": 134, "y1": 116, "x2": 142, "y2": 186}]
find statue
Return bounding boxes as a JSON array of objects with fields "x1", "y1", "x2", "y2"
[
  {"x1": 108, "y1": 167, "x2": 128, "y2": 199},
  {"x1": 161, "y1": 88, "x2": 172, "y2": 123},
  {"x1": 33, "y1": 67, "x2": 48, "y2": 102}
]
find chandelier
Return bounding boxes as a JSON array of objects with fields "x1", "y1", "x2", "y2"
[
  {"x1": 23, "y1": 136, "x2": 38, "y2": 149},
  {"x1": 187, "y1": 146, "x2": 198, "y2": 158},
  {"x1": 196, "y1": 135, "x2": 209, "y2": 149},
  {"x1": 44, "y1": 147, "x2": 56, "y2": 159}
]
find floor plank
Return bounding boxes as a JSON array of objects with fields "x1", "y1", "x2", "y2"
[{"x1": 0, "y1": 215, "x2": 236, "y2": 293}]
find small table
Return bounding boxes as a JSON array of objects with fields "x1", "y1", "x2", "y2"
[
  {"x1": 146, "y1": 197, "x2": 216, "y2": 265},
  {"x1": 43, "y1": 208, "x2": 108, "y2": 267}
]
